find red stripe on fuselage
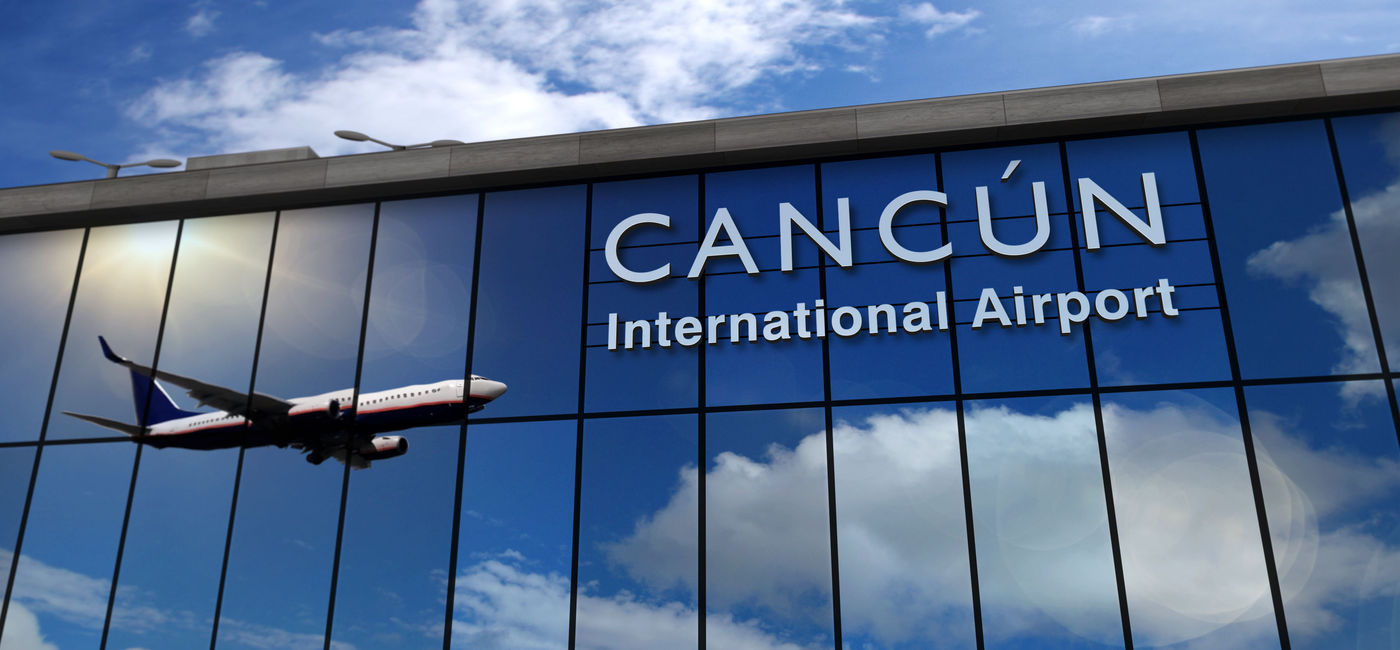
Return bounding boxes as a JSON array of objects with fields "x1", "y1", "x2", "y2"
[{"x1": 148, "y1": 396, "x2": 482, "y2": 441}]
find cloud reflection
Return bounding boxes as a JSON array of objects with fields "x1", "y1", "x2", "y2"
[
  {"x1": 451, "y1": 555, "x2": 813, "y2": 650},
  {"x1": 1246, "y1": 116, "x2": 1400, "y2": 403},
  {"x1": 0, "y1": 549, "x2": 357, "y2": 650},
  {"x1": 577, "y1": 400, "x2": 1400, "y2": 647}
]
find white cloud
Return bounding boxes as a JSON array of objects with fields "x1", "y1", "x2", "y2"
[
  {"x1": 899, "y1": 3, "x2": 980, "y2": 38},
  {"x1": 131, "y1": 0, "x2": 882, "y2": 158},
  {"x1": 127, "y1": 44, "x2": 153, "y2": 64},
  {"x1": 0, "y1": 602, "x2": 59, "y2": 650},
  {"x1": 215, "y1": 619, "x2": 357, "y2": 650},
  {"x1": 1070, "y1": 15, "x2": 1128, "y2": 37},
  {"x1": 186, "y1": 7, "x2": 220, "y2": 38}
]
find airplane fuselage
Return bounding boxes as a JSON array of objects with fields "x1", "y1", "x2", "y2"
[{"x1": 138, "y1": 377, "x2": 502, "y2": 451}]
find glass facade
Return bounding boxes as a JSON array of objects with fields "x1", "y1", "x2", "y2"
[{"x1": 2, "y1": 112, "x2": 1399, "y2": 650}]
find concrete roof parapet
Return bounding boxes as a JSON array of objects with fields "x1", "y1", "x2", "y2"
[
  {"x1": 2, "y1": 53, "x2": 1399, "y2": 233},
  {"x1": 1320, "y1": 54, "x2": 1400, "y2": 96}
]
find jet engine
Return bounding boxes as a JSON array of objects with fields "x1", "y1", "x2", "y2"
[{"x1": 358, "y1": 435, "x2": 408, "y2": 461}]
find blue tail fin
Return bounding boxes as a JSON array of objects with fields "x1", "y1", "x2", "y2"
[
  {"x1": 129, "y1": 369, "x2": 200, "y2": 426},
  {"x1": 99, "y1": 336, "x2": 201, "y2": 426}
]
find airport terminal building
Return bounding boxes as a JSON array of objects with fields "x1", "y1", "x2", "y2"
[{"x1": 1, "y1": 54, "x2": 1399, "y2": 649}]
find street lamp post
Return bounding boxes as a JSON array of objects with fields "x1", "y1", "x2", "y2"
[
  {"x1": 49, "y1": 150, "x2": 182, "y2": 178},
  {"x1": 334, "y1": 130, "x2": 464, "y2": 151}
]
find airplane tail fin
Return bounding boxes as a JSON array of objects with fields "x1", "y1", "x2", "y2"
[
  {"x1": 130, "y1": 371, "x2": 201, "y2": 426},
  {"x1": 100, "y1": 336, "x2": 200, "y2": 426}
]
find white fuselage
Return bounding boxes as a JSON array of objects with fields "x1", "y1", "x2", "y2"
[{"x1": 141, "y1": 377, "x2": 506, "y2": 449}]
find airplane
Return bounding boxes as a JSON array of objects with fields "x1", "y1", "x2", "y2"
[{"x1": 63, "y1": 336, "x2": 508, "y2": 468}]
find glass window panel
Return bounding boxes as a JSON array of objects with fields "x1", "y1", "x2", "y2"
[
  {"x1": 822, "y1": 155, "x2": 955, "y2": 400},
  {"x1": 706, "y1": 408, "x2": 834, "y2": 645},
  {"x1": 1102, "y1": 389, "x2": 1280, "y2": 649},
  {"x1": 1088, "y1": 304, "x2": 1230, "y2": 387},
  {"x1": 451, "y1": 420, "x2": 576, "y2": 648},
  {"x1": 703, "y1": 166, "x2": 824, "y2": 406},
  {"x1": 1245, "y1": 381, "x2": 1400, "y2": 650},
  {"x1": 822, "y1": 153, "x2": 941, "y2": 231},
  {"x1": 4, "y1": 221, "x2": 175, "y2": 645},
  {"x1": 589, "y1": 175, "x2": 700, "y2": 250},
  {"x1": 1330, "y1": 112, "x2": 1400, "y2": 370},
  {"x1": 943, "y1": 143, "x2": 1068, "y2": 225},
  {"x1": 217, "y1": 204, "x2": 375, "y2": 649},
  {"x1": 1077, "y1": 204, "x2": 1230, "y2": 386},
  {"x1": 943, "y1": 144, "x2": 1089, "y2": 394},
  {"x1": 47, "y1": 221, "x2": 179, "y2": 441},
  {"x1": 964, "y1": 396, "x2": 1124, "y2": 648},
  {"x1": 589, "y1": 243, "x2": 694, "y2": 283},
  {"x1": 951, "y1": 248, "x2": 1089, "y2": 393},
  {"x1": 576, "y1": 415, "x2": 698, "y2": 648},
  {"x1": 831, "y1": 404, "x2": 975, "y2": 649},
  {"x1": 472, "y1": 186, "x2": 586, "y2": 418},
  {"x1": 587, "y1": 176, "x2": 700, "y2": 412},
  {"x1": 1066, "y1": 131, "x2": 1200, "y2": 212},
  {"x1": 1199, "y1": 120, "x2": 1375, "y2": 379},
  {"x1": 5, "y1": 443, "x2": 134, "y2": 648},
  {"x1": 0, "y1": 447, "x2": 35, "y2": 606},
  {"x1": 331, "y1": 196, "x2": 478, "y2": 648},
  {"x1": 106, "y1": 212, "x2": 275, "y2": 650},
  {"x1": 0, "y1": 229, "x2": 83, "y2": 443}
]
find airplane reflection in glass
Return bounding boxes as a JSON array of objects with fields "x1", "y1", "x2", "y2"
[{"x1": 63, "y1": 337, "x2": 507, "y2": 468}]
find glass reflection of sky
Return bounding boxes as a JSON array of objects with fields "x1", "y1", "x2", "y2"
[
  {"x1": 1331, "y1": 112, "x2": 1400, "y2": 372},
  {"x1": 704, "y1": 166, "x2": 824, "y2": 407},
  {"x1": 0, "y1": 229, "x2": 82, "y2": 443},
  {"x1": 966, "y1": 397, "x2": 1123, "y2": 648},
  {"x1": 1246, "y1": 381, "x2": 1400, "y2": 650},
  {"x1": 1103, "y1": 390, "x2": 1279, "y2": 649},
  {"x1": 472, "y1": 185, "x2": 586, "y2": 419},
  {"x1": 943, "y1": 143, "x2": 1089, "y2": 394},
  {"x1": 706, "y1": 408, "x2": 834, "y2": 646},
  {"x1": 218, "y1": 204, "x2": 374, "y2": 649},
  {"x1": 831, "y1": 404, "x2": 975, "y2": 649},
  {"x1": 822, "y1": 155, "x2": 955, "y2": 400},
  {"x1": 452, "y1": 420, "x2": 575, "y2": 649},
  {"x1": 1, "y1": 447, "x2": 35, "y2": 601},
  {"x1": 332, "y1": 195, "x2": 478, "y2": 648},
  {"x1": 47, "y1": 221, "x2": 179, "y2": 441},
  {"x1": 576, "y1": 415, "x2": 698, "y2": 648},
  {"x1": 105, "y1": 213, "x2": 274, "y2": 650},
  {"x1": 587, "y1": 176, "x2": 700, "y2": 412},
  {"x1": 5, "y1": 443, "x2": 134, "y2": 649},
  {"x1": 1199, "y1": 121, "x2": 1373, "y2": 382}
]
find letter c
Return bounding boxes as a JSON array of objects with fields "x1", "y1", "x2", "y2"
[
  {"x1": 606, "y1": 213, "x2": 672, "y2": 283},
  {"x1": 879, "y1": 190, "x2": 952, "y2": 263}
]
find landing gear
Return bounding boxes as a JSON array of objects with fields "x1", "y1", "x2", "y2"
[{"x1": 306, "y1": 451, "x2": 325, "y2": 465}]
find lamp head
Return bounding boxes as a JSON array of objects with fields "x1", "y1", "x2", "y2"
[
  {"x1": 145, "y1": 159, "x2": 182, "y2": 168},
  {"x1": 334, "y1": 130, "x2": 371, "y2": 142},
  {"x1": 50, "y1": 150, "x2": 87, "y2": 162}
]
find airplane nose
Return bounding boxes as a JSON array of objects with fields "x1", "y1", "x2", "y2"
[{"x1": 472, "y1": 379, "x2": 508, "y2": 401}]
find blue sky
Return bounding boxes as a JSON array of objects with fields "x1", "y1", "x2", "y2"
[{"x1": 2, "y1": 0, "x2": 1398, "y2": 188}]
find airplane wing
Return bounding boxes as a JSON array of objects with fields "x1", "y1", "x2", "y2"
[
  {"x1": 289, "y1": 438, "x2": 374, "y2": 470},
  {"x1": 99, "y1": 336, "x2": 294, "y2": 419}
]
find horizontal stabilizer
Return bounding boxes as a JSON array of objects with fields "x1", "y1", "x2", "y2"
[{"x1": 62, "y1": 411, "x2": 144, "y2": 436}]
